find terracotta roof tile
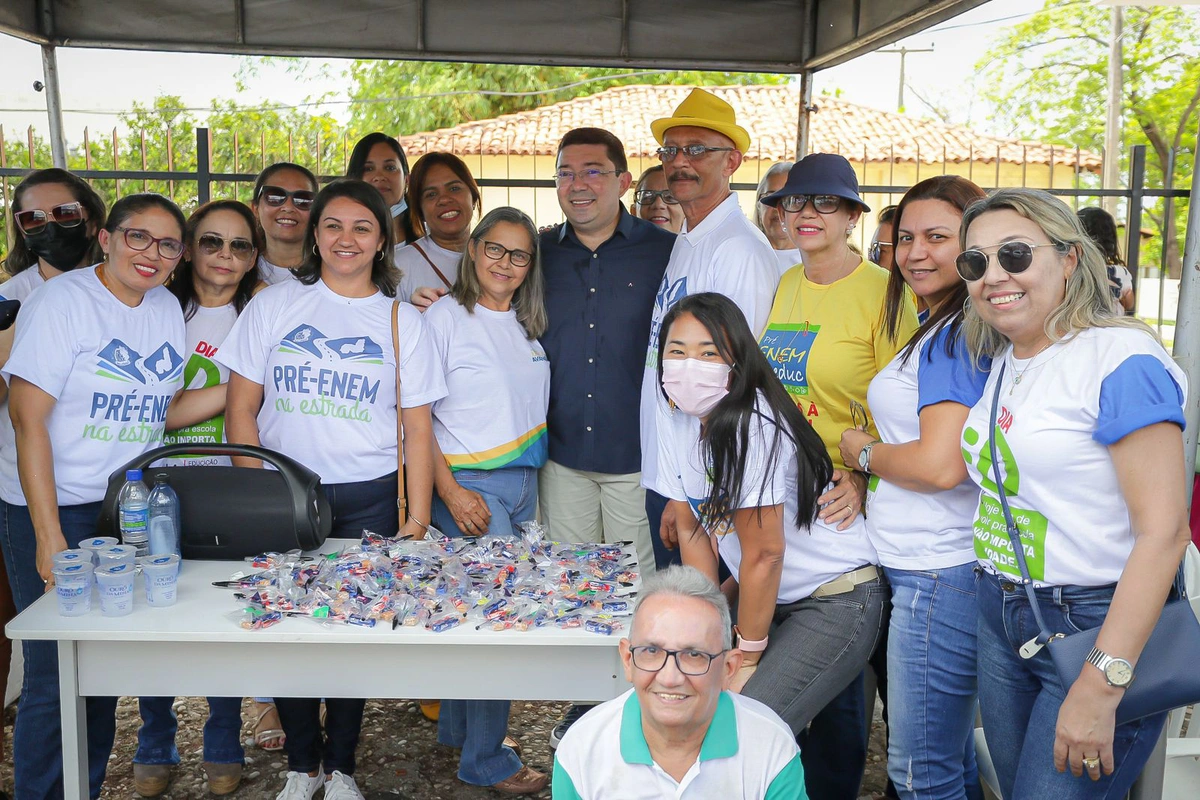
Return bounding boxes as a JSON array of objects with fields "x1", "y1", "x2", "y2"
[{"x1": 397, "y1": 84, "x2": 1100, "y2": 171}]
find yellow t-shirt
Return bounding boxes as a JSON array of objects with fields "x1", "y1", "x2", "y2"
[{"x1": 758, "y1": 259, "x2": 919, "y2": 468}]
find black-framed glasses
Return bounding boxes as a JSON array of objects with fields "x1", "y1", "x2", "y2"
[
  {"x1": 115, "y1": 226, "x2": 185, "y2": 260},
  {"x1": 955, "y1": 241, "x2": 1066, "y2": 282},
  {"x1": 553, "y1": 168, "x2": 622, "y2": 185},
  {"x1": 481, "y1": 240, "x2": 533, "y2": 268},
  {"x1": 635, "y1": 189, "x2": 679, "y2": 206},
  {"x1": 778, "y1": 194, "x2": 841, "y2": 214},
  {"x1": 257, "y1": 185, "x2": 316, "y2": 210},
  {"x1": 868, "y1": 240, "x2": 893, "y2": 264},
  {"x1": 15, "y1": 202, "x2": 85, "y2": 235},
  {"x1": 197, "y1": 233, "x2": 256, "y2": 261},
  {"x1": 655, "y1": 145, "x2": 735, "y2": 162},
  {"x1": 630, "y1": 644, "x2": 728, "y2": 676}
]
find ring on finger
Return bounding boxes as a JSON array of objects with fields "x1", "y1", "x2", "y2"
[{"x1": 1082, "y1": 756, "x2": 1100, "y2": 770}]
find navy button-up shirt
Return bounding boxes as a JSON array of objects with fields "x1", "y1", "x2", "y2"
[{"x1": 539, "y1": 209, "x2": 675, "y2": 475}]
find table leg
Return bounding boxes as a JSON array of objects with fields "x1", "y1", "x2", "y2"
[{"x1": 58, "y1": 640, "x2": 88, "y2": 799}]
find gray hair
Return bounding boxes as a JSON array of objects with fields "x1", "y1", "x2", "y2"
[
  {"x1": 452, "y1": 206, "x2": 547, "y2": 339},
  {"x1": 634, "y1": 565, "x2": 732, "y2": 649},
  {"x1": 754, "y1": 161, "x2": 794, "y2": 234}
]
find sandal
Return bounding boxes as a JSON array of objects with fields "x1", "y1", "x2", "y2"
[{"x1": 251, "y1": 701, "x2": 286, "y2": 752}]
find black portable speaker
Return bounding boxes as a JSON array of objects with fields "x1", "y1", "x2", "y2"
[{"x1": 98, "y1": 443, "x2": 332, "y2": 559}]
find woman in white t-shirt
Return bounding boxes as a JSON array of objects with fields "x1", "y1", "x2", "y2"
[
  {"x1": 838, "y1": 176, "x2": 988, "y2": 800},
  {"x1": 397, "y1": 152, "x2": 481, "y2": 308},
  {"x1": 220, "y1": 179, "x2": 445, "y2": 800},
  {"x1": 251, "y1": 162, "x2": 318, "y2": 287},
  {"x1": 958, "y1": 189, "x2": 1188, "y2": 798},
  {"x1": 752, "y1": 161, "x2": 801, "y2": 276},
  {"x1": 424, "y1": 207, "x2": 551, "y2": 795},
  {"x1": 655, "y1": 292, "x2": 883, "y2": 743},
  {"x1": 0, "y1": 193, "x2": 189, "y2": 800}
]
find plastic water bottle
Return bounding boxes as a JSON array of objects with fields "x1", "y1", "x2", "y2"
[
  {"x1": 118, "y1": 469, "x2": 150, "y2": 556},
  {"x1": 147, "y1": 474, "x2": 181, "y2": 557}
]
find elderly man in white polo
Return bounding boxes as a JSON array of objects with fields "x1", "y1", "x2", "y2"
[{"x1": 552, "y1": 566, "x2": 806, "y2": 799}]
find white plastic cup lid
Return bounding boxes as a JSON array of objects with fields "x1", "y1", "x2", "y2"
[
  {"x1": 96, "y1": 563, "x2": 134, "y2": 576},
  {"x1": 143, "y1": 554, "x2": 180, "y2": 568},
  {"x1": 52, "y1": 562, "x2": 94, "y2": 576}
]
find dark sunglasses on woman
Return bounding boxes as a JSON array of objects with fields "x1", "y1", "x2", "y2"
[
  {"x1": 256, "y1": 186, "x2": 316, "y2": 211},
  {"x1": 955, "y1": 241, "x2": 1067, "y2": 282},
  {"x1": 777, "y1": 194, "x2": 841, "y2": 214},
  {"x1": 15, "y1": 202, "x2": 85, "y2": 235},
  {"x1": 197, "y1": 233, "x2": 256, "y2": 261}
]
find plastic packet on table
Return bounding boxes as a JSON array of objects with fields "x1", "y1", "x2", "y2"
[
  {"x1": 426, "y1": 611, "x2": 465, "y2": 632},
  {"x1": 233, "y1": 606, "x2": 283, "y2": 630}
]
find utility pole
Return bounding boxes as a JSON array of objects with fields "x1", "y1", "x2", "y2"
[
  {"x1": 1103, "y1": 7, "x2": 1124, "y2": 217},
  {"x1": 877, "y1": 46, "x2": 935, "y2": 112}
]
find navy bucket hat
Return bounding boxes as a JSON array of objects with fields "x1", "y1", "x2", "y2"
[{"x1": 761, "y1": 153, "x2": 870, "y2": 212}]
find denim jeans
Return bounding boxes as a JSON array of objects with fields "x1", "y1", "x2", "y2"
[
  {"x1": 976, "y1": 569, "x2": 1167, "y2": 799},
  {"x1": 275, "y1": 472, "x2": 398, "y2": 776},
  {"x1": 885, "y1": 564, "x2": 982, "y2": 800},
  {"x1": 136, "y1": 696, "x2": 244, "y2": 765},
  {"x1": 644, "y1": 488, "x2": 680, "y2": 570},
  {"x1": 432, "y1": 467, "x2": 535, "y2": 786},
  {"x1": 0, "y1": 499, "x2": 117, "y2": 800},
  {"x1": 799, "y1": 671, "x2": 868, "y2": 800}
]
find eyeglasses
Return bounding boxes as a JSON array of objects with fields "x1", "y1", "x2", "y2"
[
  {"x1": 256, "y1": 185, "x2": 316, "y2": 211},
  {"x1": 635, "y1": 189, "x2": 679, "y2": 206},
  {"x1": 955, "y1": 241, "x2": 1065, "y2": 282},
  {"x1": 15, "y1": 202, "x2": 85, "y2": 235},
  {"x1": 553, "y1": 169, "x2": 621, "y2": 185},
  {"x1": 114, "y1": 226, "x2": 185, "y2": 260},
  {"x1": 630, "y1": 645, "x2": 728, "y2": 676},
  {"x1": 868, "y1": 241, "x2": 893, "y2": 264},
  {"x1": 481, "y1": 240, "x2": 533, "y2": 268},
  {"x1": 778, "y1": 194, "x2": 842, "y2": 214},
  {"x1": 197, "y1": 233, "x2": 256, "y2": 261},
  {"x1": 655, "y1": 145, "x2": 735, "y2": 162}
]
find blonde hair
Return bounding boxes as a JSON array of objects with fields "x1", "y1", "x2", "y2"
[
  {"x1": 452, "y1": 207, "x2": 547, "y2": 339},
  {"x1": 960, "y1": 188, "x2": 1154, "y2": 366}
]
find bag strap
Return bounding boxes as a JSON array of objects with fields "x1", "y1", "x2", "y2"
[
  {"x1": 410, "y1": 242, "x2": 453, "y2": 290},
  {"x1": 392, "y1": 300, "x2": 408, "y2": 525}
]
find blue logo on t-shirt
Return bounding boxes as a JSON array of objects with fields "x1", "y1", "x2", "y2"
[
  {"x1": 279, "y1": 324, "x2": 384, "y2": 364},
  {"x1": 655, "y1": 275, "x2": 687, "y2": 314},
  {"x1": 759, "y1": 325, "x2": 819, "y2": 397},
  {"x1": 95, "y1": 339, "x2": 184, "y2": 385}
]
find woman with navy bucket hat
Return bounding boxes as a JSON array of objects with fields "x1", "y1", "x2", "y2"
[{"x1": 758, "y1": 153, "x2": 916, "y2": 798}]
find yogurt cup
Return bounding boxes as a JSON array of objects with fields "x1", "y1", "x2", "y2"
[
  {"x1": 141, "y1": 554, "x2": 180, "y2": 607},
  {"x1": 80, "y1": 536, "x2": 120, "y2": 565},
  {"x1": 52, "y1": 562, "x2": 94, "y2": 617},
  {"x1": 51, "y1": 549, "x2": 89, "y2": 568},
  {"x1": 96, "y1": 544, "x2": 137, "y2": 571},
  {"x1": 95, "y1": 562, "x2": 135, "y2": 617}
]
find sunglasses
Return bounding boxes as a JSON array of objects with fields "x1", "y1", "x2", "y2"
[
  {"x1": 655, "y1": 144, "x2": 735, "y2": 162},
  {"x1": 778, "y1": 194, "x2": 842, "y2": 214},
  {"x1": 955, "y1": 241, "x2": 1066, "y2": 282},
  {"x1": 115, "y1": 226, "x2": 185, "y2": 260},
  {"x1": 197, "y1": 233, "x2": 256, "y2": 261},
  {"x1": 257, "y1": 185, "x2": 316, "y2": 210},
  {"x1": 868, "y1": 240, "x2": 893, "y2": 264},
  {"x1": 15, "y1": 202, "x2": 85, "y2": 235},
  {"x1": 635, "y1": 189, "x2": 679, "y2": 206}
]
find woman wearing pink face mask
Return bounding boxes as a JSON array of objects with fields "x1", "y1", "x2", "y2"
[{"x1": 654, "y1": 292, "x2": 883, "y2": 751}]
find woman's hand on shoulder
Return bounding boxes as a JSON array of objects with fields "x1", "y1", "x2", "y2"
[{"x1": 410, "y1": 287, "x2": 446, "y2": 310}]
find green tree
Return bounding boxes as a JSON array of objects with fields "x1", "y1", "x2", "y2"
[{"x1": 977, "y1": 0, "x2": 1200, "y2": 277}]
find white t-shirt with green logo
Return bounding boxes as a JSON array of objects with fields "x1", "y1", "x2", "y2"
[
  {"x1": 162, "y1": 303, "x2": 239, "y2": 466},
  {"x1": 217, "y1": 278, "x2": 447, "y2": 484},
  {"x1": 0, "y1": 266, "x2": 185, "y2": 505},
  {"x1": 962, "y1": 326, "x2": 1185, "y2": 587}
]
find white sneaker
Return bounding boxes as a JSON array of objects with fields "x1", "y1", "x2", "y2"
[
  {"x1": 275, "y1": 771, "x2": 322, "y2": 800},
  {"x1": 323, "y1": 771, "x2": 365, "y2": 800}
]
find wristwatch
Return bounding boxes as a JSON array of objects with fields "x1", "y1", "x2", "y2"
[
  {"x1": 858, "y1": 440, "x2": 880, "y2": 473},
  {"x1": 1085, "y1": 646, "x2": 1135, "y2": 688}
]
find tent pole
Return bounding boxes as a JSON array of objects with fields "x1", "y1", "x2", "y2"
[
  {"x1": 40, "y1": 44, "x2": 67, "y2": 168},
  {"x1": 796, "y1": 69, "x2": 814, "y2": 159}
]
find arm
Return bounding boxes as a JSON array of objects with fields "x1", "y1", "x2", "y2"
[
  {"x1": 165, "y1": 384, "x2": 228, "y2": 431},
  {"x1": 839, "y1": 401, "x2": 971, "y2": 492},
  {"x1": 224, "y1": 372, "x2": 265, "y2": 468},
  {"x1": 729, "y1": 504, "x2": 786, "y2": 656},
  {"x1": 1053, "y1": 421, "x2": 1191, "y2": 776},
  {"x1": 675, "y1": 502, "x2": 719, "y2": 586},
  {"x1": 398, "y1": 403, "x2": 437, "y2": 538},
  {"x1": 0, "y1": 326, "x2": 15, "y2": 404},
  {"x1": 410, "y1": 286, "x2": 447, "y2": 310},
  {"x1": 9, "y1": 378, "x2": 65, "y2": 587},
  {"x1": 429, "y1": 433, "x2": 491, "y2": 535}
]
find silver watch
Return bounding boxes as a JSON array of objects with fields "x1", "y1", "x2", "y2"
[
  {"x1": 858, "y1": 441, "x2": 879, "y2": 473},
  {"x1": 1085, "y1": 646, "x2": 1134, "y2": 688}
]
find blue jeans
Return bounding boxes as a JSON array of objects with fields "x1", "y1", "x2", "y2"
[
  {"x1": 0, "y1": 499, "x2": 117, "y2": 800},
  {"x1": 644, "y1": 489, "x2": 680, "y2": 570},
  {"x1": 976, "y1": 569, "x2": 1167, "y2": 799},
  {"x1": 137, "y1": 696, "x2": 244, "y2": 765},
  {"x1": 432, "y1": 467, "x2": 536, "y2": 786},
  {"x1": 884, "y1": 564, "x2": 981, "y2": 800},
  {"x1": 799, "y1": 671, "x2": 868, "y2": 799}
]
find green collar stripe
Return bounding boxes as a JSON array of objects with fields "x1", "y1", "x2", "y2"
[{"x1": 619, "y1": 691, "x2": 740, "y2": 765}]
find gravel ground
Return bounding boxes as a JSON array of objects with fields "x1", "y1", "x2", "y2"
[{"x1": 0, "y1": 696, "x2": 891, "y2": 799}]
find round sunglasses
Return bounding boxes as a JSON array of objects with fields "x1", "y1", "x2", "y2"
[
  {"x1": 196, "y1": 233, "x2": 256, "y2": 262},
  {"x1": 15, "y1": 202, "x2": 85, "y2": 235},
  {"x1": 955, "y1": 241, "x2": 1067, "y2": 282},
  {"x1": 257, "y1": 185, "x2": 316, "y2": 211},
  {"x1": 777, "y1": 194, "x2": 842, "y2": 214}
]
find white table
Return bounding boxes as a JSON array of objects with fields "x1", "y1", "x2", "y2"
[{"x1": 7, "y1": 553, "x2": 633, "y2": 798}]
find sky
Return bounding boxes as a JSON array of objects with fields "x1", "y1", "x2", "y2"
[{"x1": 0, "y1": 0, "x2": 1086, "y2": 146}]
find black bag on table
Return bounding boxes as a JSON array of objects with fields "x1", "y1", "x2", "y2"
[{"x1": 98, "y1": 443, "x2": 331, "y2": 560}]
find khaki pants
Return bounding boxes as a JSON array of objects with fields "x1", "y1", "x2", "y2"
[{"x1": 537, "y1": 460, "x2": 654, "y2": 571}]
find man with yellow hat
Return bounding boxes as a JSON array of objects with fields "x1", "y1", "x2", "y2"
[{"x1": 639, "y1": 87, "x2": 780, "y2": 568}]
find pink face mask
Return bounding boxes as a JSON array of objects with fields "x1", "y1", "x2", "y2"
[{"x1": 662, "y1": 358, "x2": 732, "y2": 418}]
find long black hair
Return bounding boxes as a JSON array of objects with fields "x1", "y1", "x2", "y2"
[
  {"x1": 1077, "y1": 206, "x2": 1124, "y2": 265},
  {"x1": 656, "y1": 293, "x2": 831, "y2": 531},
  {"x1": 294, "y1": 179, "x2": 399, "y2": 297},
  {"x1": 170, "y1": 200, "x2": 262, "y2": 320},
  {"x1": 5, "y1": 168, "x2": 107, "y2": 275},
  {"x1": 346, "y1": 132, "x2": 416, "y2": 245}
]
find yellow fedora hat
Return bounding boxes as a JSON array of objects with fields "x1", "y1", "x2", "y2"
[{"x1": 651, "y1": 88, "x2": 751, "y2": 154}]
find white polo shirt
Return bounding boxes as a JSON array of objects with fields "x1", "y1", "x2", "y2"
[
  {"x1": 773, "y1": 248, "x2": 802, "y2": 277},
  {"x1": 553, "y1": 689, "x2": 806, "y2": 800},
  {"x1": 640, "y1": 192, "x2": 780, "y2": 492}
]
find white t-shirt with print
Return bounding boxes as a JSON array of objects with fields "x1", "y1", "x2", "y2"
[
  {"x1": 962, "y1": 327, "x2": 1186, "y2": 587},
  {"x1": 866, "y1": 324, "x2": 989, "y2": 570},
  {"x1": 640, "y1": 193, "x2": 780, "y2": 492},
  {"x1": 257, "y1": 255, "x2": 297, "y2": 286},
  {"x1": 217, "y1": 279, "x2": 447, "y2": 484},
  {"x1": 657, "y1": 398, "x2": 878, "y2": 603},
  {"x1": 0, "y1": 266, "x2": 46, "y2": 303},
  {"x1": 423, "y1": 296, "x2": 550, "y2": 471},
  {"x1": 162, "y1": 303, "x2": 239, "y2": 467},
  {"x1": 0, "y1": 267, "x2": 185, "y2": 506},
  {"x1": 396, "y1": 235, "x2": 461, "y2": 303}
]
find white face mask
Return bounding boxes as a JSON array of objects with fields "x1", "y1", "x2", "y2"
[
  {"x1": 661, "y1": 358, "x2": 732, "y2": 418},
  {"x1": 390, "y1": 198, "x2": 407, "y2": 218}
]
